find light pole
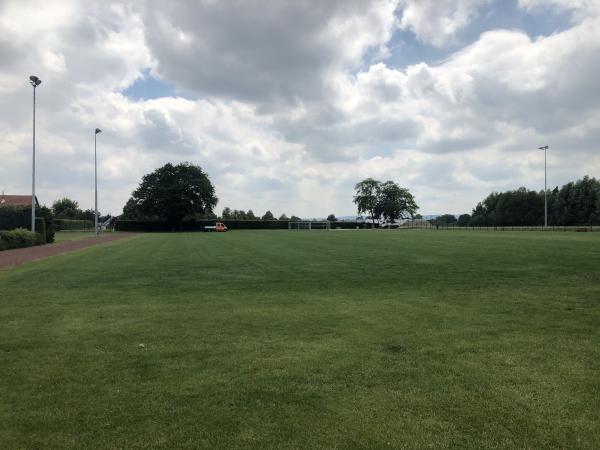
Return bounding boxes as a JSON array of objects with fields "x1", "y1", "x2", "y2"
[
  {"x1": 29, "y1": 75, "x2": 42, "y2": 233},
  {"x1": 95, "y1": 128, "x2": 102, "y2": 236},
  {"x1": 539, "y1": 145, "x2": 549, "y2": 227}
]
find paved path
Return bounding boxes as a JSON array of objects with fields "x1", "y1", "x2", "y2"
[{"x1": 0, "y1": 233, "x2": 139, "y2": 270}]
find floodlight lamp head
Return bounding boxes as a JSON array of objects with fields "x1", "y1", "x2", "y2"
[
  {"x1": 538, "y1": 145, "x2": 549, "y2": 150},
  {"x1": 29, "y1": 75, "x2": 41, "y2": 87},
  {"x1": 95, "y1": 128, "x2": 102, "y2": 134}
]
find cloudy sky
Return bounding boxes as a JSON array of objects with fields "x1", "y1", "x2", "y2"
[{"x1": 1, "y1": 0, "x2": 599, "y2": 217}]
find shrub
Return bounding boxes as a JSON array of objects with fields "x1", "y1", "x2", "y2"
[{"x1": 0, "y1": 228, "x2": 40, "y2": 251}]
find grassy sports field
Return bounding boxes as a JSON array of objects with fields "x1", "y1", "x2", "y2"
[{"x1": 0, "y1": 230, "x2": 598, "y2": 449}]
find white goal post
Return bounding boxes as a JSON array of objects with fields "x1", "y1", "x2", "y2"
[{"x1": 288, "y1": 221, "x2": 331, "y2": 230}]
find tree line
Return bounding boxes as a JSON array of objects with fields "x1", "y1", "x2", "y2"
[
  {"x1": 434, "y1": 175, "x2": 600, "y2": 226},
  {"x1": 51, "y1": 197, "x2": 105, "y2": 221},
  {"x1": 219, "y1": 208, "x2": 302, "y2": 222}
]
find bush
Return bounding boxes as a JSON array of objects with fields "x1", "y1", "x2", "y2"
[{"x1": 0, "y1": 228, "x2": 40, "y2": 251}]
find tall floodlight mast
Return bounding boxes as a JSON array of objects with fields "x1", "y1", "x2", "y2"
[
  {"x1": 539, "y1": 145, "x2": 549, "y2": 227},
  {"x1": 95, "y1": 128, "x2": 102, "y2": 236},
  {"x1": 29, "y1": 75, "x2": 42, "y2": 233}
]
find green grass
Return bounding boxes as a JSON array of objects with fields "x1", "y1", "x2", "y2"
[{"x1": 0, "y1": 230, "x2": 598, "y2": 449}]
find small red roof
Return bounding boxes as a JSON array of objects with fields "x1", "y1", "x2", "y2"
[{"x1": 0, "y1": 195, "x2": 38, "y2": 207}]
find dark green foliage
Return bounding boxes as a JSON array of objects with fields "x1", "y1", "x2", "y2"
[
  {"x1": 35, "y1": 218, "x2": 46, "y2": 244},
  {"x1": 36, "y1": 205, "x2": 55, "y2": 243},
  {"x1": 326, "y1": 214, "x2": 337, "y2": 222},
  {"x1": 290, "y1": 215, "x2": 301, "y2": 222},
  {"x1": 353, "y1": 178, "x2": 380, "y2": 225},
  {"x1": 0, "y1": 206, "x2": 30, "y2": 230},
  {"x1": 0, "y1": 205, "x2": 54, "y2": 243},
  {"x1": 123, "y1": 162, "x2": 218, "y2": 228},
  {"x1": 470, "y1": 176, "x2": 600, "y2": 226},
  {"x1": 51, "y1": 197, "x2": 80, "y2": 218},
  {"x1": 262, "y1": 210, "x2": 275, "y2": 220},
  {"x1": 549, "y1": 175, "x2": 600, "y2": 225},
  {"x1": 354, "y1": 178, "x2": 418, "y2": 224},
  {"x1": 329, "y1": 221, "x2": 373, "y2": 229},
  {"x1": 221, "y1": 207, "x2": 232, "y2": 219},
  {"x1": 457, "y1": 213, "x2": 471, "y2": 226},
  {"x1": 114, "y1": 220, "x2": 290, "y2": 231},
  {"x1": 54, "y1": 219, "x2": 95, "y2": 231},
  {"x1": 438, "y1": 214, "x2": 457, "y2": 224},
  {"x1": 375, "y1": 181, "x2": 418, "y2": 222},
  {"x1": 52, "y1": 198, "x2": 98, "y2": 221},
  {"x1": 0, "y1": 228, "x2": 40, "y2": 250}
]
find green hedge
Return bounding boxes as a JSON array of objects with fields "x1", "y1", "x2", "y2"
[
  {"x1": 115, "y1": 220, "x2": 291, "y2": 232},
  {"x1": 55, "y1": 219, "x2": 94, "y2": 231},
  {"x1": 0, "y1": 206, "x2": 54, "y2": 244},
  {"x1": 0, "y1": 228, "x2": 41, "y2": 251},
  {"x1": 0, "y1": 207, "x2": 30, "y2": 230},
  {"x1": 329, "y1": 221, "x2": 375, "y2": 229}
]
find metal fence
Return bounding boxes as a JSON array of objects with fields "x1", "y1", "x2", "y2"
[{"x1": 397, "y1": 221, "x2": 596, "y2": 232}]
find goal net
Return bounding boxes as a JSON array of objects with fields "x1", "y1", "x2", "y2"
[{"x1": 288, "y1": 221, "x2": 331, "y2": 230}]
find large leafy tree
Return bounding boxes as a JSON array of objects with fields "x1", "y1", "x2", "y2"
[
  {"x1": 353, "y1": 178, "x2": 380, "y2": 226},
  {"x1": 125, "y1": 162, "x2": 217, "y2": 228},
  {"x1": 374, "y1": 181, "x2": 418, "y2": 222},
  {"x1": 354, "y1": 178, "x2": 418, "y2": 225}
]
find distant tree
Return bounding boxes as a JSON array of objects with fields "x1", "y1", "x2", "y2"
[
  {"x1": 80, "y1": 209, "x2": 96, "y2": 221},
  {"x1": 125, "y1": 162, "x2": 217, "y2": 229},
  {"x1": 290, "y1": 215, "x2": 301, "y2": 222},
  {"x1": 221, "y1": 207, "x2": 232, "y2": 220},
  {"x1": 191, "y1": 210, "x2": 217, "y2": 220},
  {"x1": 414, "y1": 214, "x2": 423, "y2": 219},
  {"x1": 246, "y1": 209, "x2": 257, "y2": 220},
  {"x1": 232, "y1": 209, "x2": 247, "y2": 220},
  {"x1": 279, "y1": 213, "x2": 289, "y2": 220},
  {"x1": 52, "y1": 197, "x2": 80, "y2": 219},
  {"x1": 458, "y1": 214, "x2": 471, "y2": 226},
  {"x1": 262, "y1": 210, "x2": 275, "y2": 220},
  {"x1": 550, "y1": 176, "x2": 600, "y2": 225},
  {"x1": 438, "y1": 214, "x2": 457, "y2": 224},
  {"x1": 327, "y1": 214, "x2": 337, "y2": 222},
  {"x1": 354, "y1": 178, "x2": 418, "y2": 226},
  {"x1": 374, "y1": 181, "x2": 418, "y2": 222},
  {"x1": 470, "y1": 188, "x2": 543, "y2": 226},
  {"x1": 353, "y1": 178, "x2": 380, "y2": 226}
]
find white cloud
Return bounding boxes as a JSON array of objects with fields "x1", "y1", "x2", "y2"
[
  {"x1": 397, "y1": 0, "x2": 492, "y2": 47},
  {"x1": 518, "y1": 0, "x2": 600, "y2": 21}
]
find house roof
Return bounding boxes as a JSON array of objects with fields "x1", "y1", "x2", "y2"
[{"x1": 0, "y1": 195, "x2": 39, "y2": 207}]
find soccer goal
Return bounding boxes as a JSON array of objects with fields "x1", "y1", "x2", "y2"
[{"x1": 288, "y1": 221, "x2": 331, "y2": 230}]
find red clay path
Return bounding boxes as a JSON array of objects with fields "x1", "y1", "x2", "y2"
[{"x1": 0, "y1": 233, "x2": 139, "y2": 270}]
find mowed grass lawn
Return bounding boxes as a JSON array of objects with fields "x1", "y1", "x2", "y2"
[{"x1": 0, "y1": 230, "x2": 599, "y2": 449}]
